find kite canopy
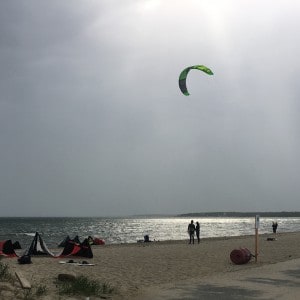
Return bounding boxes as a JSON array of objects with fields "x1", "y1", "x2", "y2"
[
  {"x1": 179, "y1": 65, "x2": 213, "y2": 96},
  {"x1": 0, "y1": 240, "x2": 18, "y2": 257}
]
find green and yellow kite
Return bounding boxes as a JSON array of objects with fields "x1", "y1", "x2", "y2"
[{"x1": 179, "y1": 65, "x2": 213, "y2": 96}]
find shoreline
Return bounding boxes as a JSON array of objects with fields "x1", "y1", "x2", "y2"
[
  {"x1": 91, "y1": 230, "x2": 299, "y2": 248},
  {"x1": 1, "y1": 216, "x2": 300, "y2": 247},
  {"x1": 2, "y1": 231, "x2": 300, "y2": 299}
]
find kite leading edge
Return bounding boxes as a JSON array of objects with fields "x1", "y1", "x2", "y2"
[{"x1": 179, "y1": 65, "x2": 213, "y2": 96}]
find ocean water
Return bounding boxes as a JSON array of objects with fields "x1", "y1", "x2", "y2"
[{"x1": 0, "y1": 216, "x2": 299, "y2": 249}]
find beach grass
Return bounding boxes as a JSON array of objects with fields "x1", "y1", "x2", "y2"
[
  {"x1": 19, "y1": 284, "x2": 47, "y2": 300},
  {"x1": 57, "y1": 275, "x2": 115, "y2": 298},
  {"x1": 35, "y1": 284, "x2": 47, "y2": 296},
  {"x1": 0, "y1": 261, "x2": 13, "y2": 282},
  {"x1": 1, "y1": 259, "x2": 114, "y2": 299},
  {"x1": 1, "y1": 261, "x2": 48, "y2": 299}
]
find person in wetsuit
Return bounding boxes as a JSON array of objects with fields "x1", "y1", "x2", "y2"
[{"x1": 188, "y1": 220, "x2": 196, "y2": 244}]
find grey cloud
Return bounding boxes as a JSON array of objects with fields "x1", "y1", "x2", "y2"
[{"x1": 0, "y1": 1, "x2": 299, "y2": 216}]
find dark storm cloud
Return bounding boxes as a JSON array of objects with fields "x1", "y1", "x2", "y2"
[{"x1": 0, "y1": 0, "x2": 300, "y2": 216}]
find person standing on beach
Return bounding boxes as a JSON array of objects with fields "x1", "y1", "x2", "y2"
[
  {"x1": 195, "y1": 222, "x2": 200, "y2": 244},
  {"x1": 272, "y1": 221, "x2": 278, "y2": 234},
  {"x1": 188, "y1": 220, "x2": 196, "y2": 244}
]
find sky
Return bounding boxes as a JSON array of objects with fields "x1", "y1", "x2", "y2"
[{"x1": 0, "y1": 0, "x2": 299, "y2": 217}]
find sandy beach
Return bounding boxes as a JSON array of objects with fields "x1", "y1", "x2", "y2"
[{"x1": 1, "y1": 231, "x2": 300, "y2": 299}]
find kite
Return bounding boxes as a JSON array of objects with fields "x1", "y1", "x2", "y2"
[{"x1": 179, "y1": 65, "x2": 213, "y2": 96}]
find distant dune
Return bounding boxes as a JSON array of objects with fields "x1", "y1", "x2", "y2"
[{"x1": 177, "y1": 211, "x2": 300, "y2": 217}]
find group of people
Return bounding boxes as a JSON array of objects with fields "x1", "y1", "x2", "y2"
[
  {"x1": 187, "y1": 219, "x2": 279, "y2": 244},
  {"x1": 187, "y1": 220, "x2": 200, "y2": 244}
]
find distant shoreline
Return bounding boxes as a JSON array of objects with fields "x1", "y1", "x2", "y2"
[
  {"x1": 1, "y1": 211, "x2": 300, "y2": 218},
  {"x1": 177, "y1": 211, "x2": 300, "y2": 218}
]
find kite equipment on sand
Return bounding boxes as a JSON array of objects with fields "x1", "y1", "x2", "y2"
[
  {"x1": 0, "y1": 232, "x2": 93, "y2": 259},
  {"x1": 59, "y1": 260, "x2": 95, "y2": 266}
]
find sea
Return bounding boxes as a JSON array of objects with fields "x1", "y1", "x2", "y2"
[{"x1": 0, "y1": 216, "x2": 300, "y2": 249}]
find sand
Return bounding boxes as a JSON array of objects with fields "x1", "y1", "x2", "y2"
[
  {"x1": 1, "y1": 231, "x2": 300, "y2": 299},
  {"x1": 136, "y1": 258, "x2": 300, "y2": 300}
]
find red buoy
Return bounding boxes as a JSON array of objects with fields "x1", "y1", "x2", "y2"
[
  {"x1": 93, "y1": 238, "x2": 105, "y2": 245},
  {"x1": 230, "y1": 248, "x2": 252, "y2": 264}
]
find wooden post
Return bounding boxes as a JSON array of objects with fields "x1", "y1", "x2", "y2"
[
  {"x1": 255, "y1": 215, "x2": 259, "y2": 263},
  {"x1": 255, "y1": 228, "x2": 258, "y2": 262}
]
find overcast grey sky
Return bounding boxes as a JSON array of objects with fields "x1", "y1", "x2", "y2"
[{"x1": 1, "y1": 0, "x2": 299, "y2": 217}]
